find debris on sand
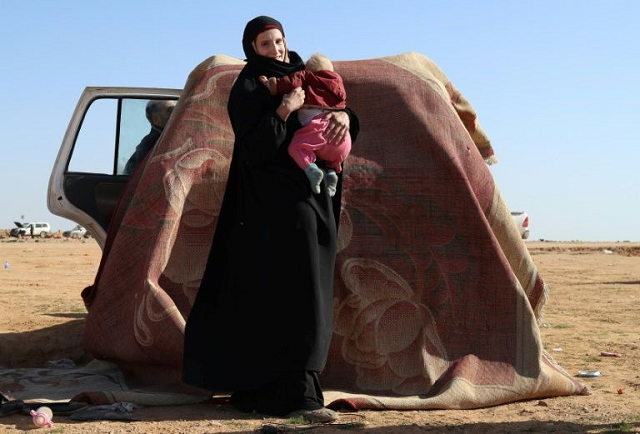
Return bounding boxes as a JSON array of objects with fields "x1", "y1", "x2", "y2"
[{"x1": 600, "y1": 351, "x2": 622, "y2": 358}]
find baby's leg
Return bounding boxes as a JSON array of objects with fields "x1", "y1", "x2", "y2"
[
  {"x1": 318, "y1": 131, "x2": 352, "y2": 197},
  {"x1": 288, "y1": 139, "x2": 318, "y2": 171},
  {"x1": 315, "y1": 132, "x2": 352, "y2": 174},
  {"x1": 288, "y1": 116, "x2": 330, "y2": 194},
  {"x1": 287, "y1": 118, "x2": 329, "y2": 169},
  {"x1": 324, "y1": 169, "x2": 338, "y2": 197},
  {"x1": 304, "y1": 163, "x2": 324, "y2": 194}
]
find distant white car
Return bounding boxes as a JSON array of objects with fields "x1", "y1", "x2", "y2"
[
  {"x1": 63, "y1": 225, "x2": 88, "y2": 239},
  {"x1": 510, "y1": 212, "x2": 530, "y2": 240},
  {"x1": 10, "y1": 221, "x2": 51, "y2": 238}
]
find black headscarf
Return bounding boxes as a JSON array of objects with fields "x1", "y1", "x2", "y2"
[
  {"x1": 227, "y1": 16, "x2": 305, "y2": 145},
  {"x1": 241, "y1": 15, "x2": 304, "y2": 78}
]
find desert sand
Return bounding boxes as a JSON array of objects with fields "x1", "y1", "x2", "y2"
[{"x1": 0, "y1": 236, "x2": 639, "y2": 433}]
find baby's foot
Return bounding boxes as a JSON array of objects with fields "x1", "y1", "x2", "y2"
[
  {"x1": 325, "y1": 169, "x2": 338, "y2": 197},
  {"x1": 305, "y1": 163, "x2": 324, "y2": 194}
]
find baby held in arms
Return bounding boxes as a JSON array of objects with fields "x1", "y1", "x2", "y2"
[{"x1": 260, "y1": 53, "x2": 351, "y2": 196}]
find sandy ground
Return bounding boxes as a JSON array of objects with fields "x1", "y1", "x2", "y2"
[{"x1": 0, "y1": 236, "x2": 639, "y2": 433}]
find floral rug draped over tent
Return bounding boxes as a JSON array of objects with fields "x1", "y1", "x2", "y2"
[{"x1": 81, "y1": 52, "x2": 586, "y2": 409}]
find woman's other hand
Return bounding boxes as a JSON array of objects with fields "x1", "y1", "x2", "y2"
[
  {"x1": 277, "y1": 87, "x2": 305, "y2": 121},
  {"x1": 323, "y1": 111, "x2": 350, "y2": 145}
]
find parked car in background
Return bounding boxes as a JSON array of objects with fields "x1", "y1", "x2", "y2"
[
  {"x1": 9, "y1": 222, "x2": 28, "y2": 237},
  {"x1": 510, "y1": 211, "x2": 530, "y2": 240},
  {"x1": 63, "y1": 225, "x2": 88, "y2": 239},
  {"x1": 10, "y1": 221, "x2": 51, "y2": 238}
]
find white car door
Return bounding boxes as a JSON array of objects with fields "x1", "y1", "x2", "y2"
[{"x1": 48, "y1": 87, "x2": 180, "y2": 248}]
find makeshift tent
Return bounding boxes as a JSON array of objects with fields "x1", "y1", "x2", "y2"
[{"x1": 81, "y1": 52, "x2": 586, "y2": 409}]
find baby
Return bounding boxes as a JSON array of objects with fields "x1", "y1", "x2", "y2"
[{"x1": 261, "y1": 53, "x2": 351, "y2": 196}]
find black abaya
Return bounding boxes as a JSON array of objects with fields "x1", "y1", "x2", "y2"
[{"x1": 182, "y1": 16, "x2": 359, "y2": 415}]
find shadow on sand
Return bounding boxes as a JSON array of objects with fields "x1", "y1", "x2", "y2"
[{"x1": 0, "y1": 318, "x2": 89, "y2": 368}]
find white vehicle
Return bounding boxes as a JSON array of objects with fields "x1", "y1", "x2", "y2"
[
  {"x1": 510, "y1": 211, "x2": 530, "y2": 240},
  {"x1": 48, "y1": 87, "x2": 180, "y2": 248},
  {"x1": 63, "y1": 225, "x2": 88, "y2": 239},
  {"x1": 10, "y1": 221, "x2": 51, "y2": 238}
]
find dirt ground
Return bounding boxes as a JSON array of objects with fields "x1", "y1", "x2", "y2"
[{"x1": 0, "y1": 236, "x2": 639, "y2": 433}]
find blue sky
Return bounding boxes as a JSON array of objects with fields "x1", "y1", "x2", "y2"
[{"x1": 1, "y1": 0, "x2": 638, "y2": 241}]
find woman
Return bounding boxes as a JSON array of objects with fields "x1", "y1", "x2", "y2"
[{"x1": 183, "y1": 16, "x2": 359, "y2": 422}]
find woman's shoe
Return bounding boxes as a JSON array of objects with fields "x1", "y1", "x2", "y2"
[{"x1": 286, "y1": 407, "x2": 338, "y2": 423}]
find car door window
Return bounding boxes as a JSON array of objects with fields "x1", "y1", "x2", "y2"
[
  {"x1": 68, "y1": 98, "x2": 117, "y2": 174},
  {"x1": 117, "y1": 99, "x2": 158, "y2": 175},
  {"x1": 68, "y1": 97, "x2": 173, "y2": 176}
]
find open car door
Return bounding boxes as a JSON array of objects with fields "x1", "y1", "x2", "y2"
[{"x1": 48, "y1": 87, "x2": 180, "y2": 248}]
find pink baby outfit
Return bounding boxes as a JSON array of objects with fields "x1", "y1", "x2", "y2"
[
  {"x1": 269, "y1": 70, "x2": 351, "y2": 173},
  {"x1": 289, "y1": 112, "x2": 351, "y2": 172}
]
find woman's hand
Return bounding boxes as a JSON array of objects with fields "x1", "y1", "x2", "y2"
[
  {"x1": 323, "y1": 111, "x2": 350, "y2": 145},
  {"x1": 276, "y1": 87, "x2": 305, "y2": 121}
]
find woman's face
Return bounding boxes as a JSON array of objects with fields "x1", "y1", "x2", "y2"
[{"x1": 252, "y1": 29, "x2": 286, "y2": 62}]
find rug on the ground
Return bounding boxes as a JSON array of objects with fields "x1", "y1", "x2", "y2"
[{"x1": 0, "y1": 359, "x2": 206, "y2": 406}]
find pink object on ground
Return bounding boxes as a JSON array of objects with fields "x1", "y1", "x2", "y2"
[{"x1": 30, "y1": 406, "x2": 54, "y2": 428}]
